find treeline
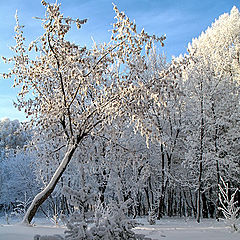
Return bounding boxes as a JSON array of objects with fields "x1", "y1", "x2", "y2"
[{"x1": 0, "y1": 3, "x2": 239, "y2": 225}]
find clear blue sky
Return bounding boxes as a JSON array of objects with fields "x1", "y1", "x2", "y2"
[{"x1": 0, "y1": 0, "x2": 238, "y2": 121}]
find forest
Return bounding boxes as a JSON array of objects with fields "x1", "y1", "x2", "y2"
[{"x1": 0, "y1": 0, "x2": 239, "y2": 239}]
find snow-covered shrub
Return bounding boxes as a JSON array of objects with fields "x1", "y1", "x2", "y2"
[
  {"x1": 11, "y1": 192, "x2": 32, "y2": 218},
  {"x1": 64, "y1": 202, "x2": 141, "y2": 240},
  {"x1": 62, "y1": 186, "x2": 146, "y2": 240},
  {"x1": 218, "y1": 177, "x2": 240, "y2": 232}
]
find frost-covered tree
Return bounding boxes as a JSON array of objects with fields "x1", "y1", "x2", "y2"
[
  {"x1": 0, "y1": 118, "x2": 31, "y2": 212},
  {"x1": 135, "y1": 48, "x2": 185, "y2": 219},
  {"x1": 0, "y1": 149, "x2": 37, "y2": 206},
  {"x1": 218, "y1": 177, "x2": 240, "y2": 232},
  {"x1": 180, "y1": 6, "x2": 240, "y2": 222},
  {"x1": 3, "y1": 0, "x2": 165, "y2": 224},
  {"x1": 31, "y1": 117, "x2": 153, "y2": 219},
  {"x1": 0, "y1": 118, "x2": 28, "y2": 151}
]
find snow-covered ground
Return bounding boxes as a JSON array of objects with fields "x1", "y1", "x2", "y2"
[
  {"x1": 134, "y1": 217, "x2": 240, "y2": 240},
  {"x1": 0, "y1": 224, "x2": 65, "y2": 240},
  {"x1": 0, "y1": 216, "x2": 64, "y2": 240},
  {"x1": 0, "y1": 216, "x2": 239, "y2": 240}
]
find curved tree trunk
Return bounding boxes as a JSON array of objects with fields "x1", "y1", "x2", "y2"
[{"x1": 22, "y1": 143, "x2": 78, "y2": 225}]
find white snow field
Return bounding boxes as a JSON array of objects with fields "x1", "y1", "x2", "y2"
[
  {"x1": 133, "y1": 218, "x2": 240, "y2": 240},
  {"x1": 0, "y1": 217, "x2": 239, "y2": 240}
]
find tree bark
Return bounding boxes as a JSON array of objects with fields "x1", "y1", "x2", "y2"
[
  {"x1": 202, "y1": 192, "x2": 208, "y2": 218},
  {"x1": 22, "y1": 143, "x2": 78, "y2": 225},
  {"x1": 197, "y1": 80, "x2": 204, "y2": 223},
  {"x1": 211, "y1": 101, "x2": 220, "y2": 219},
  {"x1": 158, "y1": 144, "x2": 165, "y2": 219},
  {"x1": 197, "y1": 161, "x2": 203, "y2": 223},
  {"x1": 208, "y1": 187, "x2": 215, "y2": 218}
]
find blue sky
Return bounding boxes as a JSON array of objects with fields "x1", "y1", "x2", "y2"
[{"x1": 0, "y1": 0, "x2": 239, "y2": 121}]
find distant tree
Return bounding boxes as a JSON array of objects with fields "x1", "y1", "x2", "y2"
[
  {"x1": 0, "y1": 118, "x2": 28, "y2": 151},
  {"x1": 0, "y1": 118, "x2": 31, "y2": 209},
  {"x1": 3, "y1": 0, "x2": 165, "y2": 224},
  {"x1": 0, "y1": 149, "x2": 37, "y2": 209}
]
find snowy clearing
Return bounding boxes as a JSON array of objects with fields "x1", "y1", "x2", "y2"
[
  {"x1": 0, "y1": 224, "x2": 65, "y2": 240},
  {"x1": 134, "y1": 218, "x2": 240, "y2": 240},
  {"x1": 0, "y1": 217, "x2": 239, "y2": 240}
]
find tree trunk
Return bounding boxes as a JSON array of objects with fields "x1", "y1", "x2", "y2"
[
  {"x1": 208, "y1": 187, "x2": 215, "y2": 218},
  {"x1": 144, "y1": 187, "x2": 151, "y2": 212},
  {"x1": 168, "y1": 188, "x2": 173, "y2": 217},
  {"x1": 202, "y1": 192, "x2": 208, "y2": 218},
  {"x1": 197, "y1": 80, "x2": 204, "y2": 223},
  {"x1": 179, "y1": 190, "x2": 182, "y2": 217},
  {"x1": 22, "y1": 143, "x2": 78, "y2": 225},
  {"x1": 212, "y1": 101, "x2": 220, "y2": 219},
  {"x1": 197, "y1": 161, "x2": 203, "y2": 223},
  {"x1": 158, "y1": 144, "x2": 165, "y2": 219},
  {"x1": 189, "y1": 190, "x2": 197, "y2": 217}
]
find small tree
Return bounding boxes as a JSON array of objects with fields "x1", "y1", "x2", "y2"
[
  {"x1": 2, "y1": 0, "x2": 165, "y2": 224},
  {"x1": 218, "y1": 177, "x2": 239, "y2": 232},
  {"x1": 62, "y1": 186, "x2": 142, "y2": 240}
]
